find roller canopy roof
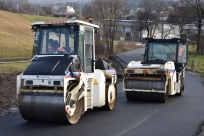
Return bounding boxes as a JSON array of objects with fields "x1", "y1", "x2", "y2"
[{"x1": 31, "y1": 20, "x2": 99, "y2": 29}]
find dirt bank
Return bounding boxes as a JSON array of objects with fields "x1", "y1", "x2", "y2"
[{"x1": 0, "y1": 73, "x2": 19, "y2": 113}]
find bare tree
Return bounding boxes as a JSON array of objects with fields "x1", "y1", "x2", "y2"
[
  {"x1": 168, "y1": 1, "x2": 194, "y2": 38},
  {"x1": 162, "y1": 24, "x2": 178, "y2": 39},
  {"x1": 184, "y1": 0, "x2": 204, "y2": 53},
  {"x1": 0, "y1": 0, "x2": 5, "y2": 10},
  {"x1": 23, "y1": 1, "x2": 31, "y2": 14},
  {"x1": 82, "y1": 4, "x2": 94, "y2": 20},
  {"x1": 0, "y1": 0, "x2": 14, "y2": 11},
  {"x1": 91, "y1": 0, "x2": 127, "y2": 55},
  {"x1": 136, "y1": 0, "x2": 166, "y2": 38},
  {"x1": 17, "y1": 0, "x2": 31, "y2": 14},
  {"x1": 137, "y1": 10, "x2": 159, "y2": 38}
]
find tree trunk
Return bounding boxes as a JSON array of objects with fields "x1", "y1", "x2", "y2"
[
  {"x1": 197, "y1": 24, "x2": 202, "y2": 53},
  {"x1": 179, "y1": 25, "x2": 183, "y2": 37}
]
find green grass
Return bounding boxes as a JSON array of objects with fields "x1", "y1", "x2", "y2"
[
  {"x1": 186, "y1": 55, "x2": 204, "y2": 74},
  {"x1": 0, "y1": 62, "x2": 30, "y2": 74},
  {"x1": 13, "y1": 13, "x2": 66, "y2": 23},
  {"x1": 186, "y1": 44, "x2": 204, "y2": 74},
  {"x1": 188, "y1": 44, "x2": 197, "y2": 52}
]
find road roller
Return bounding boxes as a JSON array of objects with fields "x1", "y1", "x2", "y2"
[
  {"x1": 16, "y1": 20, "x2": 117, "y2": 124},
  {"x1": 123, "y1": 38, "x2": 189, "y2": 102}
]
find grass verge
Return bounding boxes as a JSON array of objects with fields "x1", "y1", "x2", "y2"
[
  {"x1": 186, "y1": 55, "x2": 204, "y2": 74},
  {"x1": 0, "y1": 62, "x2": 30, "y2": 74}
]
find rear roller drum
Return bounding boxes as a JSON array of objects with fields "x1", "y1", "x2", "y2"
[
  {"x1": 126, "y1": 91, "x2": 168, "y2": 103},
  {"x1": 67, "y1": 97, "x2": 84, "y2": 124},
  {"x1": 155, "y1": 92, "x2": 168, "y2": 103},
  {"x1": 104, "y1": 84, "x2": 117, "y2": 110},
  {"x1": 125, "y1": 91, "x2": 137, "y2": 101},
  {"x1": 125, "y1": 91, "x2": 151, "y2": 101}
]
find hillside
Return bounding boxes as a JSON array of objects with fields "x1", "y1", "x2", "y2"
[
  {"x1": 0, "y1": 10, "x2": 67, "y2": 113},
  {"x1": 0, "y1": 10, "x2": 34, "y2": 59},
  {"x1": 0, "y1": 11, "x2": 65, "y2": 60}
]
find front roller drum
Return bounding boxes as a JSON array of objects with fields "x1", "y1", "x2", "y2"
[
  {"x1": 19, "y1": 94, "x2": 66, "y2": 123},
  {"x1": 19, "y1": 93, "x2": 84, "y2": 124}
]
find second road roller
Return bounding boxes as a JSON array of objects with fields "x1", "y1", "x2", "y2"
[{"x1": 123, "y1": 38, "x2": 189, "y2": 102}]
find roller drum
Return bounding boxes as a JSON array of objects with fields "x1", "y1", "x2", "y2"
[
  {"x1": 19, "y1": 93, "x2": 68, "y2": 123},
  {"x1": 125, "y1": 91, "x2": 167, "y2": 102},
  {"x1": 125, "y1": 80, "x2": 165, "y2": 91},
  {"x1": 125, "y1": 80, "x2": 167, "y2": 102}
]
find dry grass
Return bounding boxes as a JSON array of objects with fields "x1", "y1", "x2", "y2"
[
  {"x1": 0, "y1": 10, "x2": 34, "y2": 59},
  {"x1": 114, "y1": 41, "x2": 137, "y2": 54},
  {"x1": 0, "y1": 11, "x2": 68, "y2": 60}
]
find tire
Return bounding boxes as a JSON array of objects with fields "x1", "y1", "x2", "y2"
[
  {"x1": 177, "y1": 84, "x2": 184, "y2": 96},
  {"x1": 104, "y1": 84, "x2": 117, "y2": 110},
  {"x1": 163, "y1": 83, "x2": 169, "y2": 103},
  {"x1": 178, "y1": 78, "x2": 184, "y2": 96},
  {"x1": 160, "y1": 91, "x2": 168, "y2": 103},
  {"x1": 67, "y1": 97, "x2": 84, "y2": 124},
  {"x1": 177, "y1": 76, "x2": 184, "y2": 96},
  {"x1": 157, "y1": 83, "x2": 169, "y2": 103}
]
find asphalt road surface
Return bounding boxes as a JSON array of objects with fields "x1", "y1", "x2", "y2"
[
  {"x1": 0, "y1": 48, "x2": 204, "y2": 136},
  {"x1": 115, "y1": 48, "x2": 145, "y2": 63}
]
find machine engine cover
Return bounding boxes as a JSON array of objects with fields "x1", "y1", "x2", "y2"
[{"x1": 23, "y1": 56, "x2": 74, "y2": 75}]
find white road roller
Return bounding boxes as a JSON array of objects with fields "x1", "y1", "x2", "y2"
[
  {"x1": 16, "y1": 20, "x2": 117, "y2": 124},
  {"x1": 123, "y1": 38, "x2": 189, "y2": 103}
]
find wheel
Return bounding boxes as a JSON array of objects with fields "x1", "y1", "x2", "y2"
[
  {"x1": 67, "y1": 97, "x2": 84, "y2": 124},
  {"x1": 178, "y1": 77, "x2": 184, "y2": 96},
  {"x1": 104, "y1": 84, "x2": 117, "y2": 110},
  {"x1": 176, "y1": 75, "x2": 184, "y2": 96},
  {"x1": 162, "y1": 83, "x2": 169, "y2": 103},
  {"x1": 160, "y1": 91, "x2": 168, "y2": 103},
  {"x1": 156, "y1": 83, "x2": 169, "y2": 103},
  {"x1": 177, "y1": 85, "x2": 184, "y2": 96}
]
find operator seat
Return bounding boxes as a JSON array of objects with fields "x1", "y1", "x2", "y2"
[{"x1": 95, "y1": 58, "x2": 109, "y2": 70}]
